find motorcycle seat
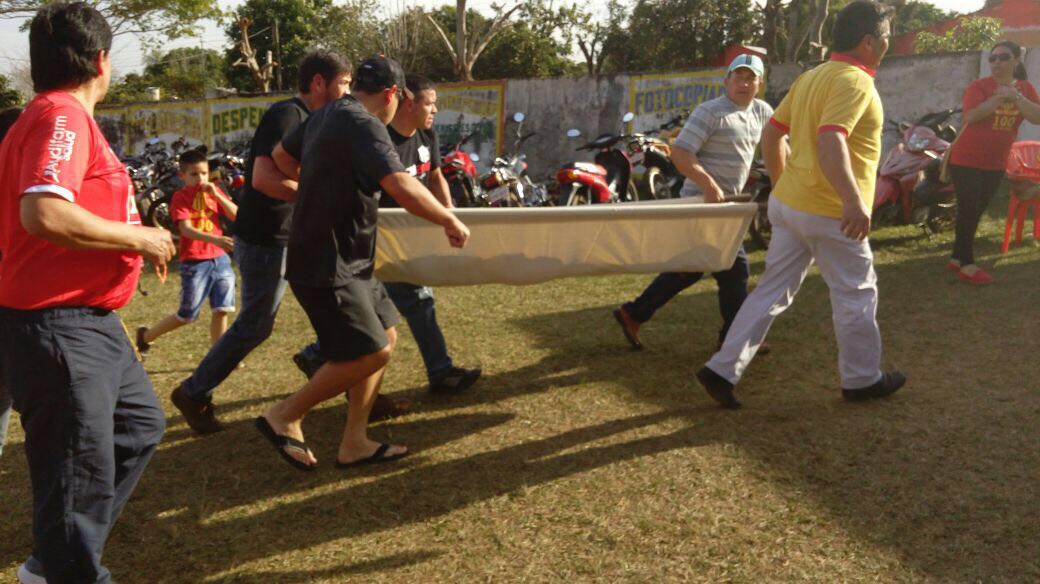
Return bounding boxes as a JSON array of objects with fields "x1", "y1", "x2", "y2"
[{"x1": 561, "y1": 161, "x2": 608, "y2": 176}]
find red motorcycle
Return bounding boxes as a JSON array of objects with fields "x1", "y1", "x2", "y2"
[
  {"x1": 873, "y1": 109, "x2": 959, "y2": 232},
  {"x1": 441, "y1": 130, "x2": 483, "y2": 207},
  {"x1": 554, "y1": 113, "x2": 639, "y2": 206}
]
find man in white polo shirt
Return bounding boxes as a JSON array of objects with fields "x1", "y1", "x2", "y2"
[{"x1": 613, "y1": 54, "x2": 773, "y2": 352}]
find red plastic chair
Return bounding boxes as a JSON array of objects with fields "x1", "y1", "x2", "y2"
[{"x1": 1002, "y1": 141, "x2": 1040, "y2": 254}]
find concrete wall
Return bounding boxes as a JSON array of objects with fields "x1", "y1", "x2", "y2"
[
  {"x1": 503, "y1": 76, "x2": 631, "y2": 182},
  {"x1": 502, "y1": 51, "x2": 992, "y2": 180}
]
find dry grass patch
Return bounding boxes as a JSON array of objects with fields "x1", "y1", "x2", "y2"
[{"x1": 1, "y1": 203, "x2": 1039, "y2": 583}]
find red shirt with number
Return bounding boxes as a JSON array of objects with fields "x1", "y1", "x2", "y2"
[
  {"x1": 950, "y1": 77, "x2": 1040, "y2": 170},
  {"x1": 0, "y1": 91, "x2": 142, "y2": 310},
  {"x1": 170, "y1": 184, "x2": 230, "y2": 261}
]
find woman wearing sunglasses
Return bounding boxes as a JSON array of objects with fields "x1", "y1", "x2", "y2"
[{"x1": 945, "y1": 41, "x2": 1040, "y2": 284}]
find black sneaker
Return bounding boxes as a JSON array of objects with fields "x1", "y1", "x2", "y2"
[
  {"x1": 696, "y1": 366, "x2": 742, "y2": 409},
  {"x1": 430, "y1": 366, "x2": 482, "y2": 394},
  {"x1": 292, "y1": 350, "x2": 324, "y2": 380},
  {"x1": 135, "y1": 326, "x2": 150, "y2": 355},
  {"x1": 842, "y1": 371, "x2": 906, "y2": 401},
  {"x1": 170, "y1": 383, "x2": 225, "y2": 435}
]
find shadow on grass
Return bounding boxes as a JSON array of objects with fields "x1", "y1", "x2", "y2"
[
  {"x1": 2, "y1": 405, "x2": 704, "y2": 582},
  {"x1": 237, "y1": 550, "x2": 443, "y2": 583},
  {"x1": 496, "y1": 243, "x2": 1040, "y2": 582}
]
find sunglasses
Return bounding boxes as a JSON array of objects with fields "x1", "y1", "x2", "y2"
[{"x1": 989, "y1": 53, "x2": 1013, "y2": 63}]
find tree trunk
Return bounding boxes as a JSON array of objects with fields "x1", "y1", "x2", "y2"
[{"x1": 806, "y1": 0, "x2": 830, "y2": 61}]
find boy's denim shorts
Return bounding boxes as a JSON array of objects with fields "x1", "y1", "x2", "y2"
[{"x1": 177, "y1": 254, "x2": 236, "y2": 322}]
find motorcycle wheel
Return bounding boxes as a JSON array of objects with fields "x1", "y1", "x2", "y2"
[
  {"x1": 450, "y1": 180, "x2": 472, "y2": 207},
  {"x1": 145, "y1": 194, "x2": 179, "y2": 245},
  {"x1": 644, "y1": 166, "x2": 670, "y2": 200},
  {"x1": 748, "y1": 188, "x2": 772, "y2": 249},
  {"x1": 925, "y1": 204, "x2": 956, "y2": 233},
  {"x1": 560, "y1": 185, "x2": 590, "y2": 206}
]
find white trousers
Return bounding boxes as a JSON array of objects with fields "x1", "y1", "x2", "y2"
[{"x1": 706, "y1": 197, "x2": 883, "y2": 389}]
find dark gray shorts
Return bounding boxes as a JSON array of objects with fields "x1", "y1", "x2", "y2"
[{"x1": 291, "y1": 279, "x2": 399, "y2": 362}]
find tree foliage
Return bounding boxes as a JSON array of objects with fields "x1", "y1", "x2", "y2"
[
  {"x1": 105, "y1": 47, "x2": 228, "y2": 103},
  {"x1": 224, "y1": 0, "x2": 332, "y2": 93},
  {"x1": 913, "y1": 16, "x2": 1003, "y2": 53},
  {"x1": 892, "y1": 0, "x2": 954, "y2": 37},
  {"x1": 426, "y1": 0, "x2": 524, "y2": 81},
  {"x1": 600, "y1": 0, "x2": 757, "y2": 72},
  {"x1": 0, "y1": 0, "x2": 221, "y2": 37},
  {"x1": 0, "y1": 73, "x2": 23, "y2": 108}
]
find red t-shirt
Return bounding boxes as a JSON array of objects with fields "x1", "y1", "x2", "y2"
[
  {"x1": 170, "y1": 184, "x2": 230, "y2": 261},
  {"x1": 0, "y1": 91, "x2": 142, "y2": 310},
  {"x1": 950, "y1": 77, "x2": 1040, "y2": 170}
]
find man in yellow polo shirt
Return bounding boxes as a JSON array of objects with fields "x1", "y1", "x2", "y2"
[{"x1": 696, "y1": 0, "x2": 906, "y2": 408}]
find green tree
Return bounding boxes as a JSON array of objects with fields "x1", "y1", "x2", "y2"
[
  {"x1": 893, "y1": 0, "x2": 954, "y2": 37},
  {"x1": 0, "y1": 74, "x2": 23, "y2": 108},
  {"x1": 104, "y1": 47, "x2": 227, "y2": 104},
  {"x1": 913, "y1": 16, "x2": 1003, "y2": 53},
  {"x1": 104, "y1": 72, "x2": 154, "y2": 104},
  {"x1": 0, "y1": 0, "x2": 220, "y2": 38},
  {"x1": 425, "y1": 0, "x2": 524, "y2": 81},
  {"x1": 602, "y1": 0, "x2": 757, "y2": 72},
  {"x1": 318, "y1": 0, "x2": 381, "y2": 69},
  {"x1": 224, "y1": 0, "x2": 332, "y2": 93}
]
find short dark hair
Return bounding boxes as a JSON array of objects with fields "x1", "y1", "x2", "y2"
[
  {"x1": 178, "y1": 146, "x2": 208, "y2": 168},
  {"x1": 297, "y1": 50, "x2": 350, "y2": 94},
  {"x1": 405, "y1": 74, "x2": 435, "y2": 98},
  {"x1": 0, "y1": 107, "x2": 22, "y2": 143},
  {"x1": 993, "y1": 41, "x2": 1028, "y2": 81},
  {"x1": 831, "y1": 1, "x2": 892, "y2": 53},
  {"x1": 29, "y1": 2, "x2": 112, "y2": 93}
]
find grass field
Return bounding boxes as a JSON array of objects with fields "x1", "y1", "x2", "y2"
[{"x1": 2, "y1": 202, "x2": 1039, "y2": 583}]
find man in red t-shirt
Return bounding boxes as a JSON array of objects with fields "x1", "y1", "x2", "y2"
[
  {"x1": 0, "y1": 5, "x2": 174, "y2": 582},
  {"x1": 135, "y1": 147, "x2": 238, "y2": 353}
]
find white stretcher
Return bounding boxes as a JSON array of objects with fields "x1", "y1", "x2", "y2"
[{"x1": 374, "y1": 199, "x2": 758, "y2": 286}]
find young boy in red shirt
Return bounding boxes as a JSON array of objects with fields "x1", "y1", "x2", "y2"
[{"x1": 137, "y1": 147, "x2": 238, "y2": 353}]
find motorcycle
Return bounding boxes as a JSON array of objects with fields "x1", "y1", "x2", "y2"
[
  {"x1": 554, "y1": 112, "x2": 639, "y2": 206},
  {"x1": 743, "y1": 160, "x2": 772, "y2": 249},
  {"x1": 873, "y1": 108, "x2": 960, "y2": 233},
  {"x1": 208, "y1": 144, "x2": 248, "y2": 204},
  {"x1": 122, "y1": 137, "x2": 186, "y2": 234},
  {"x1": 628, "y1": 111, "x2": 688, "y2": 199},
  {"x1": 478, "y1": 112, "x2": 551, "y2": 207},
  {"x1": 441, "y1": 130, "x2": 483, "y2": 207}
]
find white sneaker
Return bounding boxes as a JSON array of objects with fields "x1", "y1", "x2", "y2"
[{"x1": 17, "y1": 562, "x2": 47, "y2": 584}]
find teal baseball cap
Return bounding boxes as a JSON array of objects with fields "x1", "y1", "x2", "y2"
[{"x1": 727, "y1": 54, "x2": 765, "y2": 77}]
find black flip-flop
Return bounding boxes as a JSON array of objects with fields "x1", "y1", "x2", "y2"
[
  {"x1": 335, "y1": 443, "x2": 409, "y2": 469},
  {"x1": 254, "y1": 416, "x2": 316, "y2": 471}
]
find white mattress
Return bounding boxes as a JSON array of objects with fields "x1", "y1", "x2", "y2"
[{"x1": 374, "y1": 199, "x2": 758, "y2": 286}]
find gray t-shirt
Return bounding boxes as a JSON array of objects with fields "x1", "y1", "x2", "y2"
[{"x1": 674, "y1": 95, "x2": 773, "y2": 198}]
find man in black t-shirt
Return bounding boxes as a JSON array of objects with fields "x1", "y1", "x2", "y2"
[
  {"x1": 293, "y1": 74, "x2": 481, "y2": 394},
  {"x1": 170, "y1": 51, "x2": 354, "y2": 435},
  {"x1": 257, "y1": 56, "x2": 470, "y2": 470}
]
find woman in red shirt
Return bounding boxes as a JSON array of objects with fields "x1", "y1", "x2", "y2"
[
  {"x1": 947, "y1": 41, "x2": 1040, "y2": 284},
  {"x1": 0, "y1": 4, "x2": 175, "y2": 582}
]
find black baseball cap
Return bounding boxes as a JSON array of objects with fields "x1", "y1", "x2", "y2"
[{"x1": 354, "y1": 55, "x2": 412, "y2": 99}]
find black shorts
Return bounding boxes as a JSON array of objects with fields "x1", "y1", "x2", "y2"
[{"x1": 291, "y1": 279, "x2": 399, "y2": 362}]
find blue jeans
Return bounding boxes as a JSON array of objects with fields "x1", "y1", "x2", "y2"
[
  {"x1": 622, "y1": 246, "x2": 750, "y2": 344},
  {"x1": 0, "y1": 307, "x2": 166, "y2": 584},
  {"x1": 177, "y1": 254, "x2": 236, "y2": 321},
  {"x1": 182, "y1": 238, "x2": 288, "y2": 401},
  {"x1": 300, "y1": 282, "x2": 453, "y2": 382}
]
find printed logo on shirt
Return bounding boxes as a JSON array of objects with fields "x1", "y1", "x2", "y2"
[
  {"x1": 993, "y1": 102, "x2": 1020, "y2": 131},
  {"x1": 43, "y1": 115, "x2": 76, "y2": 182},
  {"x1": 418, "y1": 145, "x2": 430, "y2": 164},
  {"x1": 190, "y1": 191, "x2": 216, "y2": 233}
]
